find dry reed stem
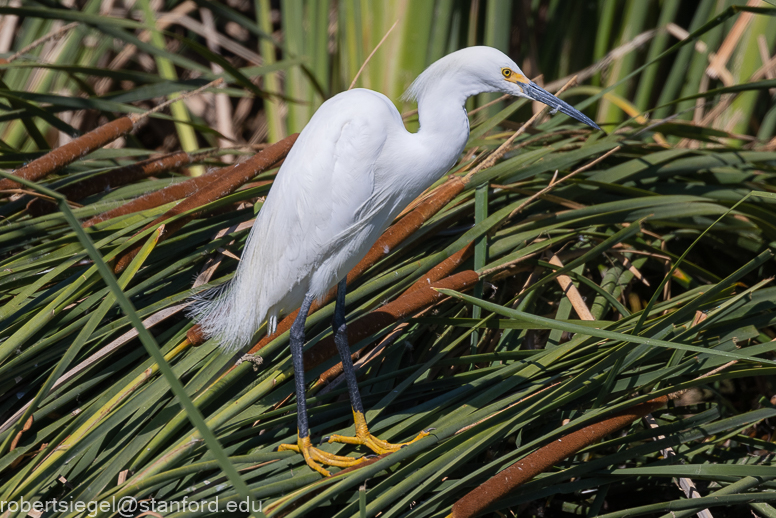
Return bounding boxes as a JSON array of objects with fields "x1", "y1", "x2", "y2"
[
  {"x1": 480, "y1": 252, "x2": 541, "y2": 281},
  {"x1": 636, "y1": 362, "x2": 742, "y2": 518},
  {"x1": 94, "y1": 1, "x2": 199, "y2": 95},
  {"x1": 0, "y1": 116, "x2": 135, "y2": 191},
  {"x1": 544, "y1": 29, "x2": 659, "y2": 92},
  {"x1": 642, "y1": 413, "x2": 713, "y2": 518},
  {"x1": 502, "y1": 145, "x2": 622, "y2": 225},
  {"x1": 548, "y1": 253, "x2": 595, "y2": 321},
  {"x1": 455, "y1": 382, "x2": 565, "y2": 437},
  {"x1": 492, "y1": 184, "x2": 585, "y2": 210},
  {"x1": 172, "y1": 12, "x2": 263, "y2": 66},
  {"x1": 0, "y1": 1, "x2": 22, "y2": 55},
  {"x1": 687, "y1": 34, "x2": 776, "y2": 141},
  {"x1": 2, "y1": 21, "x2": 78, "y2": 64},
  {"x1": 201, "y1": 8, "x2": 236, "y2": 164},
  {"x1": 349, "y1": 20, "x2": 399, "y2": 90},
  {"x1": 130, "y1": 77, "x2": 225, "y2": 123},
  {"x1": 706, "y1": 0, "x2": 761, "y2": 85},
  {"x1": 0, "y1": 188, "x2": 81, "y2": 208},
  {"x1": 191, "y1": 222, "x2": 253, "y2": 289},
  {"x1": 467, "y1": 94, "x2": 511, "y2": 117},
  {"x1": 26, "y1": 151, "x2": 195, "y2": 216},
  {"x1": 450, "y1": 395, "x2": 669, "y2": 518},
  {"x1": 611, "y1": 251, "x2": 651, "y2": 287},
  {"x1": 112, "y1": 134, "x2": 297, "y2": 273}
]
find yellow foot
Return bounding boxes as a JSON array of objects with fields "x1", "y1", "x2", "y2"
[
  {"x1": 278, "y1": 435, "x2": 367, "y2": 477},
  {"x1": 324, "y1": 410, "x2": 432, "y2": 455}
]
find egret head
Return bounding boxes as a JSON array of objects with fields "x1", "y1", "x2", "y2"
[{"x1": 404, "y1": 46, "x2": 600, "y2": 131}]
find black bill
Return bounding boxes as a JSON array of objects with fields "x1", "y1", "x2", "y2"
[{"x1": 523, "y1": 82, "x2": 601, "y2": 131}]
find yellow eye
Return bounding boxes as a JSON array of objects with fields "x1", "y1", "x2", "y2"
[{"x1": 502, "y1": 68, "x2": 512, "y2": 78}]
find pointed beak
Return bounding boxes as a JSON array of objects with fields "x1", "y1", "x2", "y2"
[{"x1": 522, "y1": 82, "x2": 600, "y2": 131}]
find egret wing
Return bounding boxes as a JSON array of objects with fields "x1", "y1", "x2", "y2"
[{"x1": 192, "y1": 90, "x2": 398, "y2": 350}]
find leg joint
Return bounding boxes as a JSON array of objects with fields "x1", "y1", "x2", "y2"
[{"x1": 333, "y1": 320, "x2": 346, "y2": 337}]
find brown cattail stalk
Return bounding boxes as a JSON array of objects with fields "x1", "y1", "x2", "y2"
[
  {"x1": 405, "y1": 242, "x2": 475, "y2": 294},
  {"x1": 0, "y1": 22, "x2": 79, "y2": 65},
  {"x1": 81, "y1": 137, "x2": 293, "y2": 230},
  {"x1": 450, "y1": 396, "x2": 669, "y2": 518},
  {"x1": 26, "y1": 151, "x2": 195, "y2": 216},
  {"x1": 351, "y1": 177, "x2": 467, "y2": 280},
  {"x1": 0, "y1": 117, "x2": 135, "y2": 191},
  {"x1": 111, "y1": 134, "x2": 298, "y2": 273},
  {"x1": 82, "y1": 164, "x2": 227, "y2": 228}
]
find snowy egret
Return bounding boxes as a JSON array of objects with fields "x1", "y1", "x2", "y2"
[{"x1": 192, "y1": 46, "x2": 600, "y2": 476}]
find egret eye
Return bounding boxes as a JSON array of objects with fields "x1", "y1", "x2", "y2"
[{"x1": 502, "y1": 68, "x2": 512, "y2": 78}]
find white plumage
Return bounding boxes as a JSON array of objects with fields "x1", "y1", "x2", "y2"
[{"x1": 190, "y1": 46, "x2": 599, "y2": 352}]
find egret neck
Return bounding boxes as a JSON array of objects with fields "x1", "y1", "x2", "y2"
[{"x1": 412, "y1": 80, "x2": 474, "y2": 185}]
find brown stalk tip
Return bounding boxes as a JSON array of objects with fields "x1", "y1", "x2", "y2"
[
  {"x1": 113, "y1": 250, "x2": 136, "y2": 274},
  {"x1": 187, "y1": 325, "x2": 206, "y2": 346}
]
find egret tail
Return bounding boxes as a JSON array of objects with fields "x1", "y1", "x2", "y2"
[{"x1": 188, "y1": 230, "x2": 281, "y2": 352}]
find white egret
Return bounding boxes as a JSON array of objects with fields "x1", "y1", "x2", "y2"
[{"x1": 192, "y1": 46, "x2": 600, "y2": 476}]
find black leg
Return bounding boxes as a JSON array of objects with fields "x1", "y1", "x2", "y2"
[
  {"x1": 332, "y1": 278, "x2": 364, "y2": 414},
  {"x1": 324, "y1": 278, "x2": 431, "y2": 453},
  {"x1": 290, "y1": 294, "x2": 314, "y2": 439},
  {"x1": 280, "y1": 290, "x2": 371, "y2": 476}
]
